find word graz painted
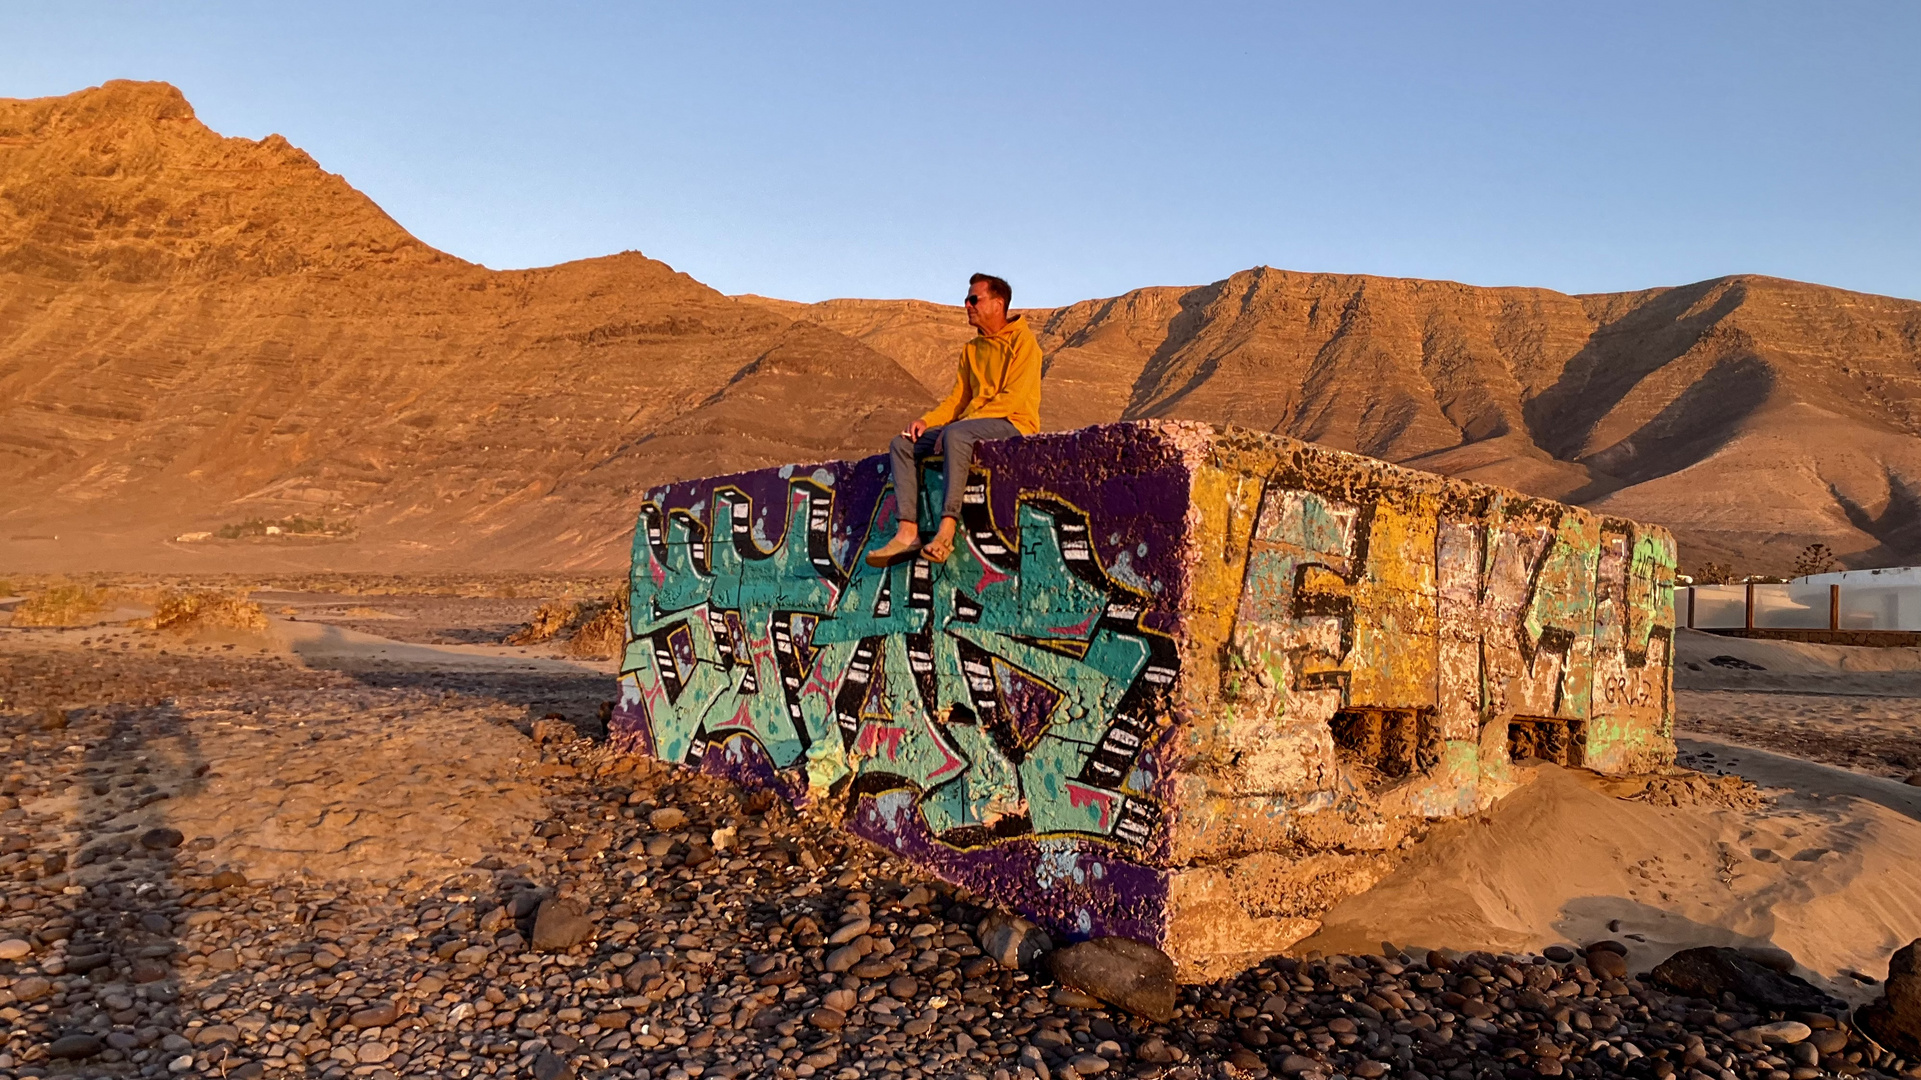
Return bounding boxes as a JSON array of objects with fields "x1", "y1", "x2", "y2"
[{"x1": 612, "y1": 422, "x2": 1677, "y2": 980}]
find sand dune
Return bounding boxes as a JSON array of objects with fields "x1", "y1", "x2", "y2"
[{"x1": 1299, "y1": 763, "x2": 1921, "y2": 1004}]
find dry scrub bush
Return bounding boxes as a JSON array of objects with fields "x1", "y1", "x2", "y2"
[
  {"x1": 10, "y1": 584, "x2": 112, "y2": 626},
  {"x1": 504, "y1": 591, "x2": 631, "y2": 658},
  {"x1": 505, "y1": 601, "x2": 578, "y2": 645},
  {"x1": 564, "y1": 591, "x2": 631, "y2": 660},
  {"x1": 149, "y1": 589, "x2": 270, "y2": 635}
]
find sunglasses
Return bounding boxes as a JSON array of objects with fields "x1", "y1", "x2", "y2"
[{"x1": 964, "y1": 293, "x2": 994, "y2": 306}]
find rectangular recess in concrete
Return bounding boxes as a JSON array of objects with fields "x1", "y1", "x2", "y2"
[
  {"x1": 1330, "y1": 708, "x2": 1441, "y2": 782},
  {"x1": 1508, "y1": 717, "x2": 1588, "y2": 767},
  {"x1": 611, "y1": 421, "x2": 1676, "y2": 979}
]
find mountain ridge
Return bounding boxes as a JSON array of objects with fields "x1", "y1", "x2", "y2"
[
  {"x1": 754, "y1": 270, "x2": 1921, "y2": 569},
  {"x1": 4, "y1": 80, "x2": 1919, "y2": 574}
]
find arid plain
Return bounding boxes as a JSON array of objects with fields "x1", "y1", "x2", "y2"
[{"x1": 5, "y1": 80, "x2": 1921, "y2": 1080}]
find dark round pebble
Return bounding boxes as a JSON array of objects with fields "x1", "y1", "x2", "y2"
[
  {"x1": 139, "y1": 826, "x2": 185, "y2": 849},
  {"x1": 47, "y1": 1033, "x2": 103, "y2": 1059}
]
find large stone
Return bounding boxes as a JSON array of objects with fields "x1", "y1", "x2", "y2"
[
  {"x1": 608, "y1": 421, "x2": 1678, "y2": 981},
  {"x1": 1736, "y1": 1021, "x2": 1812, "y2": 1045},
  {"x1": 1046, "y1": 937, "x2": 1179, "y2": 1022},
  {"x1": 531, "y1": 1049, "x2": 574, "y2": 1080},
  {"x1": 131, "y1": 958, "x2": 171, "y2": 983},
  {"x1": 827, "y1": 916, "x2": 871, "y2": 944},
  {"x1": 1859, "y1": 939, "x2": 1921, "y2": 1055},
  {"x1": 140, "y1": 827, "x2": 185, "y2": 850},
  {"x1": 1740, "y1": 945, "x2": 1797, "y2": 973},
  {"x1": 1587, "y1": 949, "x2": 1628, "y2": 980},
  {"x1": 1648, "y1": 947, "x2": 1840, "y2": 1012},
  {"x1": 531, "y1": 716, "x2": 577, "y2": 746},
  {"x1": 815, "y1": 942, "x2": 851, "y2": 972},
  {"x1": 979, "y1": 911, "x2": 1051, "y2": 970},
  {"x1": 349, "y1": 1001, "x2": 400, "y2": 1028},
  {"x1": 47, "y1": 1033, "x2": 102, "y2": 1059},
  {"x1": 530, "y1": 897, "x2": 594, "y2": 951},
  {"x1": 1068, "y1": 1053, "x2": 1111, "y2": 1075}
]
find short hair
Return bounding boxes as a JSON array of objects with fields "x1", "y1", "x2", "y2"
[{"x1": 969, "y1": 273, "x2": 1012, "y2": 308}]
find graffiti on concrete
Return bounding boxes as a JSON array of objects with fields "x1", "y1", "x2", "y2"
[
  {"x1": 613, "y1": 422, "x2": 1679, "y2": 973},
  {"x1": 1228, "y1": 486, "x2": 1674, "y2": 745},
  {"x1": 621, "y1": 468, "x2": 1181, "y2": 854},
  {"x1": 1215, "y1": 445, "x2": 1677, "y2": 816}
]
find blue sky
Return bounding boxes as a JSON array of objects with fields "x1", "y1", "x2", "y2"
[{"x1": 10, "y1": 2, "x2": 1919, "y2": 306}]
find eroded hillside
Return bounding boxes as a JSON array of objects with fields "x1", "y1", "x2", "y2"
[
  {"x1": 5, "y1": 80, "x2": 1920, "y2": 573},
  {"x1": 757, "y1": 272, "x2": 1921, "y2": 571},
  {"x1": 0, "y1": 81, "x2": 930, "y2": 571}
]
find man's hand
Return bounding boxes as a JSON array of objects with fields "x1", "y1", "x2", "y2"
[{"x1": 903, "y1": 419, "x2": 926, "y2": 439}]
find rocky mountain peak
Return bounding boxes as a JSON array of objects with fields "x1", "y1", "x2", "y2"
[{"x1": 0, "y1": 79, "x2": 449, "y2": 283}]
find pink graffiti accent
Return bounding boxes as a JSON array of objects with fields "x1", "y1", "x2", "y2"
[
  {"x1": 858, "y1": 725, "x2": 908, "y2": 759},
  {"x1": 972, "y1": 537, "x2": 1011, "y2": 591},
  {"x1": 650, "y1": 558, "x2": 665, "y2": 586},
  {"x1": 639, "y1": 682, "x2": 668, "y2": 712},
  {"x1": 710, "y1": 702, "x2": 756, "y2": 732},
  {"x1": 1067, "y1": 783, "x2": 1116, "y2": 829},
  {"x1": 852, "y1": 719, "x2": 966, "y2": 783},
  {"x1": 921, "y1": 716, "x2": 966, "y2": 782},
  {"x1": 799, "y1": 663, "x2": 839, "y2": 703},
  {"x1": 1049, "y1": 615, "x2": 1096, "y2": 637},
  {"x1": 742, "y1": 637, "x2": 776, "y2": 678}
]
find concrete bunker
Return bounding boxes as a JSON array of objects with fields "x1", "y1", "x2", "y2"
[{"x1": 612, "y1": 421, "x2": 1676, "y2": 980}]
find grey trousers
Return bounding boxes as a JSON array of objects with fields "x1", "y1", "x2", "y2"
[{"x1": 888, "y1": 417, "x2": 1022, "y2": 525}]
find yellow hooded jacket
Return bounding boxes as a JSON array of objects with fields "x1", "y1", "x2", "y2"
[{"x1": 919, "y1": 314, "x2": 1042, "y2": 435}]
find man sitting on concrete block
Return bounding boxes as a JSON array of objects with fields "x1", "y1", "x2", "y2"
[{"x1": 866, "y1": 272, "x2": 1042, "y2": 566}]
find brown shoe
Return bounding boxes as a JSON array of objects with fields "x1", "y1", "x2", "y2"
[{"x1": 864, "y1": 535, "x2": 922, "y2": 567}]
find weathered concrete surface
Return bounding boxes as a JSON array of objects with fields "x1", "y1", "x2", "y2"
[{"x1": 612, "y1": 421, "x2": 1676, "y2": 979}]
